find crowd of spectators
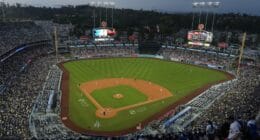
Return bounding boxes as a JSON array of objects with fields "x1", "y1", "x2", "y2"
[
  {"x1": 70, "y1": 46, "x2": 137, "y2": 58},
  {"x1": 34, "y1": 20, "x2": 73, "y2": 43},
  {"x1": 188, "y1": 68, "x2": 260, "y2": 140},
  {"x1": 0, "y1": 45, "x2": 56, "y2": 139},
  {"x1": 0, "y1": 45, "x2": 51, "y2": 86},
  {"x1": 0, "y1": 21, "x2": 50, "y2": 56},
  {"x1": 158, "y1": 47, "x2": 235, "y2": 70}
]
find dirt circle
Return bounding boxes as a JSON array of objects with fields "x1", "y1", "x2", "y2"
[
  {"x1": 113, "y1": 93, "x2": 124, "y2": 99},
  {"x1": 96, "y1": 108, "x2": 117, "y2": 119}
]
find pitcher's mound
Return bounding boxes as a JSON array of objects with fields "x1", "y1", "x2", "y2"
[{"x1": 113, "y1": 93, "x2": 124, "y2": 99}]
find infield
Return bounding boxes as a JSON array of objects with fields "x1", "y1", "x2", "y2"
[
  {"x1": 59, "y1": 57, "x2": 233, "y2": 135},
  {"x1": 91, "y1": 85, "x2": 147, "y2": 108},
  {"x1": 80, "y1": 78, "x2": 172, "y2": 118}
]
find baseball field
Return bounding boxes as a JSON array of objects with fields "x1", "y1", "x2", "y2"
[{"x1": 60, "y1": 57, "x2": 232, "y2": 136}]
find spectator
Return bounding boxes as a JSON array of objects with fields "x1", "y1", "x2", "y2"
[
  {"x1": 206, "y1": 120, "x2": 216, "y2": 140},
  {"x1": 228, "y1": 116, "x2": 241, "y2": 140},
  {"x1": 220, "y1": 117, "x2": 232, "y2": 139},
  {"x1": 246, "y1": 116, "x2": 258, "y2": 140}
]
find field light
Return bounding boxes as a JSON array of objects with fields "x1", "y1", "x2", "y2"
[
  {"x1": 207, "y1": 2, "x2": 213, "y2": 6},
  {"x1": 212, "y1": 2, "x2": 220, "y2": 7},
  {"x1": 192, "y1": 1, "x2": 220, "y2": 8},
  {"x1": 200, "y1": 2, "x2": 206, "y2": 6},
  {"x1": 192, "y1": 2, "x2": 200, "y2": 7},
  {"x1": 89, "y1": 1, "x2": 115, "y2": 8}
]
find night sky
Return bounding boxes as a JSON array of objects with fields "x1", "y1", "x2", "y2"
[{"x1": 6, "y1": 0, "x2": 260, "y2": 16}]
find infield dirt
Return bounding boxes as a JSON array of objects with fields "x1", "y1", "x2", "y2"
[{"x1": 79, "y1": 78, "x2": 173, "y2": 118}]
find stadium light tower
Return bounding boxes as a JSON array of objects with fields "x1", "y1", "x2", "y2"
[
  {"x1": 104, "y1": 1, "x2": 109, "y2": 22},
  {"x1": 1, "y1": 0, "x2": 6, "y2": 22},
  {"x1": 191, "y1": 1, "x2": 220, "y2": 31},
  {"x1": 109, "y1": 1, "x2": 115, "y2": 28},
  {"x1": 210, "y1": 2, "x2": 220, "y2": 32},
  {"x1": 54, "y1": 27, "x2": 59, "y2": 63},
  {"x1": 90, "y1": 1, "x2": 115, "y2": 28},
  {"x1": 90, "y1": 1, "x2": 98, "y2": 28}
]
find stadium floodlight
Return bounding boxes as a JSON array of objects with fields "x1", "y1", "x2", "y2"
[
  {"x1": 199, "y1": 2, "x2": 206, "y2": 7},
  {"x1": 207, "y1": 2, "x2": 213, "y2": 7},
  {"x1": 100, "y1": 1, "x2": 115, "y2": 8},
  {"x1": 104, "y1": 1, "x2": 109, "y2": 6},
  {"x1": 90, "y1": 1, "x2": 116, "y2": 28},
  {"x1": 190, "y1": 1, "x2": 220, "y2": 35},
  {"x1": 192, "y1": 2, "x2": 200, "y2": 8},
  {"x1": 90, "y1": 1, "x2": 95, "y2": 6},
  {"x1": 108, "y1": 2, "x2": 115, "y2": 8},
  {"x1": 109, "y1": 2, "x2": 115, "y2": 5},
  {"x1": 97, "y1": 2, "x2": 101, "y2": 7},
  {"x1": 90, "y1": 1, "x2": 115, "y2": 8},
  {"x1": 1, "y1": 0, "x2": 5, "y2": 22},
  {"x1": 213, "y1": 2, "x2": 220, "y2": 7},
  {"x1": 192, "y1": 1, "x2": 220, "y2": 8}
]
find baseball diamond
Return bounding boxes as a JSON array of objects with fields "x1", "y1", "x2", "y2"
[{"x1": 59, "y1": 57, "x2": 233, "y2": 136}]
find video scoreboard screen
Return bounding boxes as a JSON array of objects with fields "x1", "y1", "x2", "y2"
[
  {"x1": 93, "y1": 28, "x2": 116, "y2": 41},
  {"x1": 187, "y1": 30, "x2": 213, "y2": 47}
]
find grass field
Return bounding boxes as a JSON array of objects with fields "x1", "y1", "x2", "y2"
[
  {"x1": 91, "y1": 85, "x2": 148, "y2": 108},
  {"x1": 62, "y1": 58, "x2": 229, "y2": 132}
]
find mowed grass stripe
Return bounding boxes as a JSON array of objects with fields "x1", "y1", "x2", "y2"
[{"x1": 139, "y1": 61, "x2": 152, "y2": 80}]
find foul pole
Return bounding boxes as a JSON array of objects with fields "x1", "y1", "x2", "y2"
[
  {"x1": 54, "y1": 27, "x2": 59, "y2": 63},
  {"x1": 237, "y1": 33, "x2": 246, "y2": 76}
]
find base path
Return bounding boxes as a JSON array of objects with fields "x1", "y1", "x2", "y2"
[{"x1": 79, "y1": 78, "x2": 173, "y2": 119}]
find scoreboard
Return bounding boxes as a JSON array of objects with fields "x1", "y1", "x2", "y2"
[
  {"x1": 187, "y1": 30, "x2": 213, "y2": 47},
  {"x1": 93, "y1": 28, "x2": 116, "y2": 42}
]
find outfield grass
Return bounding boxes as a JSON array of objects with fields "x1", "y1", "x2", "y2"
[
  {"x1": 63, "y1": 58, "x2": 229, "y2": 132},
  {"x1": 91, "y1": 85, "x2": 148, "y2": 108}
]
